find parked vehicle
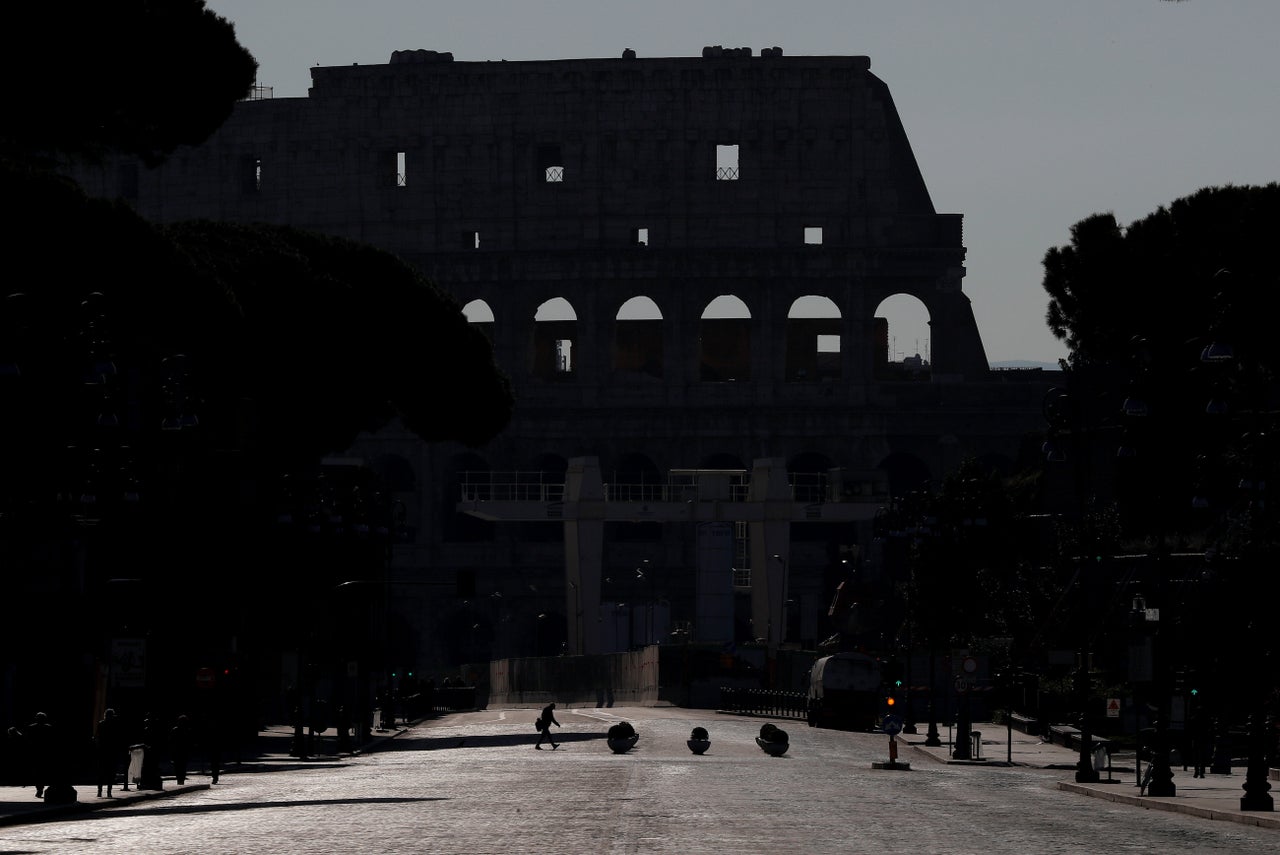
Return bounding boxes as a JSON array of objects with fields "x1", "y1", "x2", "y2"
[{"x1": 807, "y1": 652, "x2": 882, "y2": 731}]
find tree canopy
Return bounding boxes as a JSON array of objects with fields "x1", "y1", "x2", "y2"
[
  {"x1": 1041, "y1": 182, "x2": 1280, "y2": 563},
  {"x1": 1, "y1": 162, "x2": 512, "y2": 499},
  {"x1": 1044, "y1": 183, "x2": 1280, "y2": 374},
  {"x1": 1, "y1": 0, "x2": 257, "y2": 165}
]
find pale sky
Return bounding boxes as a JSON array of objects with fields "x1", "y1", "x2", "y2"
[{"x1": 203, "y1": 0, "x2": 1280, "y2": 365}]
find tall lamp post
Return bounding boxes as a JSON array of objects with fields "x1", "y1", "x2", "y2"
[
  {"x1": 772, "y1": 554, "x2": 789, "y2": 645},
  {"x1": 1189, "y1": 298, "x2": 1274, "y2": 812},
  {"x1": 1043, "y1": 386, "x2": 1103, "y2": 784},
  {"x1": 635, "y1": 560, "x2": 655, "y2": 646}
]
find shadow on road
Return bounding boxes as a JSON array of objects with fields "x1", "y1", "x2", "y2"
[
  {"x1": 377, "y1": 731, "x2": 610, "y2": 751},
  {"x1": 66, "y1": 796, "x2": 447, "y2": 823}
]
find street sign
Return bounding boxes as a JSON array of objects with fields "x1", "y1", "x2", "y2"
[
  {"x1": 883, "y1": 714, "x2": 903, "y2": 736},
  {"x1": 1106, "y1": 698, "x2": 1121, "y2": 718},
  {"x1": 195, "y1": 666, "x2": 216, "y2": 689},
  {"x1": 962, "y1": 656, "x2": 978, "y2": 674},
  {"x1": 110, "y1": 638, "x2": 146, "y2": 688}
]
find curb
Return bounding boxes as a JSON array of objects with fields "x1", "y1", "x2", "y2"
[
  {"x1": 1056, "y1": 781, "x2": 1280, "y2": 830},
  {"x1": 0, "y1": 784, "x2": 211, "y2": 827}
]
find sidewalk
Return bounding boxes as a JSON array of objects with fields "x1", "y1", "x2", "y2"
[
  {"x1": 904, "y1": 721, "x2": 1280, "y2": 831},
  {"x1": 0, "y1": 721, "x2": 415, "y2": 827}
]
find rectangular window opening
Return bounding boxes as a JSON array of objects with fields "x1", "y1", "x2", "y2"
[
  {"x1": 241, "y1": 155, "x2": 262, "y2": 194},
  {"x1": 556, "y1": 339, "x2": 573, "y2": 373},
  {"x1": 716, "y1": 144, "x2": 740, "y2": 181},
  {"x1": 537, "y1": 143, "x2": 564, "y2": 183},
  {"x1": 817, "y1": 334, "x2": 841, "y2": 353},
  {"x1": 634, "y1": 227, "x2": 649, "y2": 246},
  {"x1": 396, "y1": 151, "x2": 407, "y2": 187},
  {"x1": 804, "y1": 226, "x2": 824, "y2": 245}
]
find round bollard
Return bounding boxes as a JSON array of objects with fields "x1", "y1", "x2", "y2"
[
  {"x1": 607, "y1": 722, "x2": 638, "y2": 754},
  {"x1": 757, "y1": 723, "x2": 789, "y2": 756}
]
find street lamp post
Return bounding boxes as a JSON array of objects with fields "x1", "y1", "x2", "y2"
[
  {"x1": 1074, "y1": 558, "x2": 1101, "y2": 785},
  {"x1": 924, "y1": 650, "x2": 942, "y2": 747},
  {"x1": 635, "y1": 560, "x2": 655, "y2": 646},
  {"x1": 1043, "y1": 385, "x2": 1105, "y2": 784},
  {"x1": 772, "y1": 554, "x2": 789, "y2": 646},
  {"x1": 1188, "y1": 303, "x2": 1275, "y2": 811}
]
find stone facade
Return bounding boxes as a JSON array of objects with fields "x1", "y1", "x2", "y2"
[{"x1": 73, "y1": 49, "x2": 1055, "y2": 671}]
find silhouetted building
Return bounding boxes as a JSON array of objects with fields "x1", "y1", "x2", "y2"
[{"x1": 71, "y1": 48, "x2": 1055, "y2": 675}]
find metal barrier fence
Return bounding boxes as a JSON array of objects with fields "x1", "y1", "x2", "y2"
[
  {"x1": 719, "y1": 687, "x2": 808, "y2": 720},
  {"x1": 399, "y1": 686, "x2": 479, "y2": 721}
]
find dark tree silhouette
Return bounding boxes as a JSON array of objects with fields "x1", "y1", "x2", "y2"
[
  {"x1": 1044, "y1": 183, "x2": 1280, "y2": 375},
  {"x1": 1, "y1": 163, "x2": 512, "y2": 504},
  {"x1": 1040, "y1": 186, "x2": 1280, "y2": 733},
  {"x1": 1, "y1": 0, "x2": 257, "y2": 165}
]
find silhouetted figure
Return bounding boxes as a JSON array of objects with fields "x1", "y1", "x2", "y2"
[
  {"x1": 22, "y1": 712, "x2": 54, "y2": 798},
  {"x1": 1190, "y1": 709, "x2": 1211, "y2": 779},
  {"x1": 204, "y1": 715, "x2": 223, "y2": 784},
  {"x1": 535, "y1": 702, "x2": 560, "y2": 750},
  {"x1": 336, "y1": 705, "x2": 353, "y2": 755},
  {"x1": 138, "y1": 712, "x2": 164, "y2": 789},
  {"x1": 95, "y1": 709, "x2": 125, "y2": 797},
  {"x1": 4, "y1": 724, "x2": 25, "y2": 786},
  {"x1": 170, "y1": 715, "x2": 193, "y2": 785}
]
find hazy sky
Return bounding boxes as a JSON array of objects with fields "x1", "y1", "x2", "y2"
[{"x1": 203, "y1": 0, "x2": 1280, "y2": 365}]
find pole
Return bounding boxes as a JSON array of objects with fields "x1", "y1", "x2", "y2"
[
  {"x1": 1007, "y1": 704, "x2": 1012, "y2": 765},
  {"x1": 925, "y1": 648, "x2": 941, "y2": 747}
]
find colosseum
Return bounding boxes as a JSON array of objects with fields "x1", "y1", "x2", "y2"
[{"x1": 73, "y1": 46, "x2": 1054, "y2": 681}]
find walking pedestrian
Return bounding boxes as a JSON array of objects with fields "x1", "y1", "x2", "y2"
[
  {"x1": 170, "y1": 714, "x2": 193, "y2": 785},
  {"x1": 95, "y1": 708, "x2": 125, "y2": 798},
  {"x1": 1189, "y1": 708, "x2": 1210, "y2": 779},
  {"x1": 138, "y1": 711, "x2": 164, "y2": 790},
  {"x1": 535, "y1": 702, "x2": 560, "y2": 750},
  {"x1": 203, "y1": 714, "x2": 223, "y2": 784},
  {"x1": 21, "y1": 712, "x2": 54, "y2": 798},
  {"x1": 336, "y1": 705, "x2": 353, "y2": 755}
]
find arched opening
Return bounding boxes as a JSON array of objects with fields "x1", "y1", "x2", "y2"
[
  {"x1": 462, "y1": 299, "x2": 495, "y2": 344},
  {"x1": 699, "y1": 453, "x2": 746, "y2": 472},
  {"x1": 877, "y1": 451, "x2": 933, "y2": 499},
  {"x1": 613, "y1": 295, "x2": 664, "y2": 380},
  {"x1": 370, "y1": 453, "x2": 416, "y2": 492},
  {"x1": 699, "y1": 294, "x2": 751, "y2": 381},
  {"x1": 785, "y1": 296, "x2": 842, "y2": 382},
  {"x1": 874, "y1": 294, "x2": 931, "y2": 381},
  {"x1": 533, "y1": 297, "x2": 578, "y2": 380}
]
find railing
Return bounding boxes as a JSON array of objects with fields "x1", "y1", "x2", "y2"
[
  {"x1": 398, "y1": 686, "x2": 479, "y2": 720},
  {"x1": 719, "y1": 687, "x2": 808, "y2": 720},
  {"x1": 459, "y1": 472, "x2": 566, "y2": 502},
  {"x1": 459, "y1": 468, "x2": 841, "y2": 505},
  {"x1": 243, "y1": 84, "x2": 273, "y2": 101},
  {"x1": 715, "y1": 166, "x2": 740, "y2": 181}
]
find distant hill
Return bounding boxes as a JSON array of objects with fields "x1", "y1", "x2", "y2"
[{"x1": 990, "y1": 360, "x2": 1063, "y2": 371}]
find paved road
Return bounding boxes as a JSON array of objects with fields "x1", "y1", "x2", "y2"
[{"x1": 1, "y1": 707, "x2": 1276, "y2": 854}]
